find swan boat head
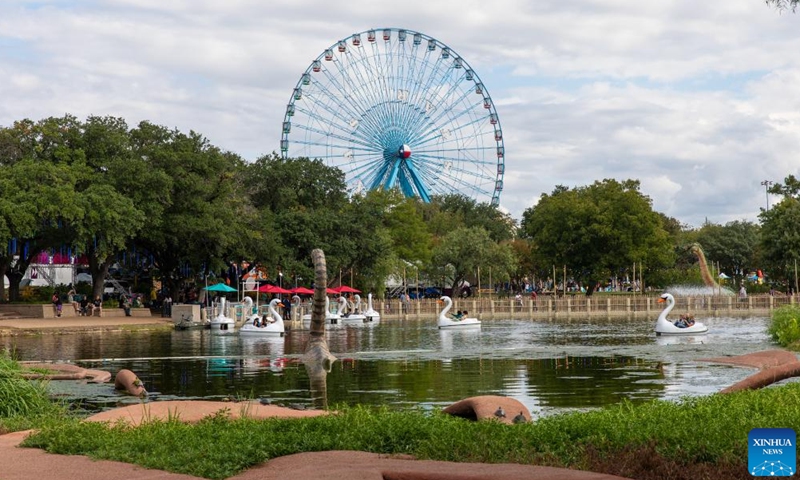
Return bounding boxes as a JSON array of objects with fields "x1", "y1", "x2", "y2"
[
  {"x1": 268, "y1": 298, "x2": 285, "y2": 323},
  {"x1": 438, "y1": 296, "x2": 453, "y2": 320}
]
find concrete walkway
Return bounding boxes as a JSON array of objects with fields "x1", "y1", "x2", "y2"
[{"x1": 0, "y1": 315, "x2": 174, "y2": 335}]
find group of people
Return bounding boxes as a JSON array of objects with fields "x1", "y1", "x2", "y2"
[
  {"x1": 450, "y1": 310, "x2": 470, "y2": 321},
  {"x1": 252, "y1": 314, "x2": 276, "y2": 327},
  {"x1": 52, "y1": 292, "x2": 103, "y2": 317},
  {"x1": 674, "y1": 314, "x2": 696, "y2": 328}
]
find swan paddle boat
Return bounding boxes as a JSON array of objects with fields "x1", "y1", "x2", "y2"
[
  {"x1": 208, "y1": 297, "x2": 236, "y2": 334},
  {"x1": 655, "y1": 293, "x2": 708, "y2": 336},
  {"x1": 302, "y1": 296, "x2": 342, "y2": 326},
  {"x1": 341, "y1": 294, "x2": 368, "y2": 324},
  {"x1": 438, "y1": 296, "x2": 480, "y2": 329},
  {"x1": 240, "y1": 298, "x2": 285, "y2": 336},
  {"x1": 363, "y1": 293, "x2": 381, "y2": 322}
]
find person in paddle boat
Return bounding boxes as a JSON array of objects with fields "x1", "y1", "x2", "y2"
[
  {"x1": 674, "y1": 314, "x2": 695, "y2": 328},
  {"x1": 451, "y1": 310, "x2": 463, "y2": 320}
]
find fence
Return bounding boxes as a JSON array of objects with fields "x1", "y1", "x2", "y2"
[{"x1": 288, "y1": 294, "x2": 797, "y2": 321}]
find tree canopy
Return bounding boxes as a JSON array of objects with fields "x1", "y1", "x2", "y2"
[
  {"x1": 759, "y1": 176, "x2": 800, "y2": 287},
  {"x1": 519, "y1": 179, "x2": 674, "y2": 286},
  {"x1": 3, "y1": 113, "x2": 800, "y2": 301}
]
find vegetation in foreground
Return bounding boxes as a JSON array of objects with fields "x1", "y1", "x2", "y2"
[
  {"x1": 768, "y1": 305, "x2": 800, "y2": 349},
  {"x1": 0, "y1": 349, "x2": 66, "y2": 434},
  {"x1": 21, "y1": 383, "x2": 800, "y2": 480}
]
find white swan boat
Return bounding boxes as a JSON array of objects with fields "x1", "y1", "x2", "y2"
[
  {"x1": 290, "y1": 295, "x2": 301, "y2": 322},
  {"x1": 239, "y1": 298, "x2": 285, "y2": 336},
  {"x1": 342, "y1": 294, "x2": 368, "y2": 324},
  {"x1": 655, "y1": 293, "x2": 708, "y2": 336},
  {"x1": 302, "y1": 296, "x2": 342, "y2": 326},
  {"x1": 208, "y1": 297, "x2": 236, "y2": 334},
  {"x1": 438, "y1": 296, "x2": 480, "y2": 329},
  {"x1": 363, "y1": 293, "x2": 381, "y2": 322}
]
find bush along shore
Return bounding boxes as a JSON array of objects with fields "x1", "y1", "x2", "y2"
[
  {"x1": 0, "y1": 349, "x2": 66, "y2": 434},
  {"x1": 16, "y1": 382, "x2": 800, "y2": 480}
]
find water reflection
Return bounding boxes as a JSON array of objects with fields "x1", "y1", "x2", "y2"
[{"x1": 2, "y1": 315, "x2": 774, "y2": 415}]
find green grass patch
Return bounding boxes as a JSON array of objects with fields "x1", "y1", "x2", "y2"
[
  {"x1": 768, "y1": 305, "x2": 800, "y2": 348},
  {"x1": 0, "y1": 349, "x2": 65, "y2": 431},
  {"x1": 22, "y1": 383, "x2": 800, "y2": 480}
]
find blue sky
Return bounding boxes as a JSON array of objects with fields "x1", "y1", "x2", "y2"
[{"x1": 1, "y1": 0, "x2": 798, "y2": 228}]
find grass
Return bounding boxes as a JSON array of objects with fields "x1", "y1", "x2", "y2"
[
  {"x1": 21, "y1": 383, "x2": 800, "y2": 480},
  {"x1": 0, "y1": 349, "x2": 66, "y2": 433},
  {"x1": 768, "y1": 305, "x2": 800, "y2": 349}
]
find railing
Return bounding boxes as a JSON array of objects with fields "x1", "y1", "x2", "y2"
[{"x1": 285, "y1": 294, "x2": 796, "y2": 321}]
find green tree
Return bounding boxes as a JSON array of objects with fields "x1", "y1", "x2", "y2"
[
  {"x1": 760, "y1": 176, "x2": 800, "y2": 290},
  {"x1": 130, "y1": 122, "x2": 255, "y2": 297},
  {"x1": 519, "y1": 179, "x2": 674, "y2": 288},
  {"x1": 74, "y1": 116, "x2": 157, "y2": 298},
  {"x1": 430, "y1": 226, "x2": 516, "y2": 292},
  {"x1": 422, "y1": 194, "x2": 515, "y2": 242},
  {"x1": 694, "y1": 220, "x2": 761, "y2": 281},
  {"x1": 0, "y1": 159, "x2": 83, "y2": 301},
  {"x1": 244, "y1": 155, "x2": 349, "y2": 287},
  {"x1": 382, "y1": 193, "x2": 433, "y2": 267},
  {"x1": 246, "y1": 153, "x2": 348, "y2": 212}
]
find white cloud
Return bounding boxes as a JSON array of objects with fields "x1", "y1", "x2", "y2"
[{"x1": 0, "y1": 0, "x2": 799, "y2": 228}]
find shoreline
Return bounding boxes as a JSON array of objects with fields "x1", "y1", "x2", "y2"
[
  {"x1": 0, "y1": 316, "x2": 175, "y2": 337},
  {"x1": 0, "y1": 307, "x2": 777, "y2": 337}
]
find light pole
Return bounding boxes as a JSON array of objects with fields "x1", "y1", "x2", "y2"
[
  {"x1": 761, "y1": 180, "x2": 773, "y2": 211},
  {"x1": 279, "y1": 272, "x2": 283, "y2": 289}
]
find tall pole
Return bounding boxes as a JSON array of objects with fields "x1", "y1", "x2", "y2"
[
  {"x1": 563, "y1": 265, "x2": 566, "y2": 296},
  {"x1": 761, "y1": 180, "x2": 773, "y2": 211},
  {"x1": 795, "y1": 258, "x2": 798, "y2": 297},
  {"x1": 639, "y1": 262, "x2": 643, "y2": 292},
  {"x1": 477, "y1": 266, "x2": 481, "y2": 298}
]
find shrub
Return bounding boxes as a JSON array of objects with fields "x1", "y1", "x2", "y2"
[
  {"x1": 0, "y1": 349, "x2": 59, "y2": 419},
  {"x1": 768, "y1": 305, "x2": 800, "y2": 348}
]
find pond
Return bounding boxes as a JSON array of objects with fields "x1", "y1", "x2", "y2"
[{"x1": 2, "y1": 315, "x2": 776, "y2": 416}]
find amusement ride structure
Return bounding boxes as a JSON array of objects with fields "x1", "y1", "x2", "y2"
[{"x1": 281, "y1": 28, "x2": 505, "y2": 206}]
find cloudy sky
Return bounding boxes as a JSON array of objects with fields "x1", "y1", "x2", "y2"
[{"x1": 1, "y1": 0, "x2": 798, "y2": 228}]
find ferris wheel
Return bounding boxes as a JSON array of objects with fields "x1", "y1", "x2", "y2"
[{"x1": 280, "y1": 27, "x2": 505, "y2": 206}]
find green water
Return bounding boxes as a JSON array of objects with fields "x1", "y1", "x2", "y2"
[{"x1": 2, "y1": 316, "x2": 776, "y2": 416}]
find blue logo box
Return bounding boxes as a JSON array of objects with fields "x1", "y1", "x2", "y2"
[{"x1": 749, "y1": 428, "x2": 796, "y2": 477}]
